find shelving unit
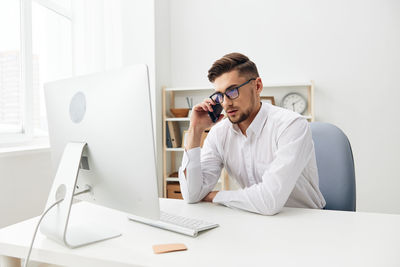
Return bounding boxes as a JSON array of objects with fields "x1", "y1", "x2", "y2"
[
  {"x1": 162, "y1": 81, "x2": 315, "y2": 198},
  {"x1": 165, "y1": 118, "x2": 190, "y2": 122}
]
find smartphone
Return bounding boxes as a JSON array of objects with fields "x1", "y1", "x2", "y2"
[{"x1": 208, "y1": 103, "x2": 223, "y2": 123}]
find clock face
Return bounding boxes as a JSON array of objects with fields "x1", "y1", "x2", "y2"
[{"x1": 281, "y1": 93, "x2": 307, "y2": 114}]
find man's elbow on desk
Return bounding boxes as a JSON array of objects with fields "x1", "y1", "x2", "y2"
[
  {"x1": 179, "y1": 168, "x2": 202, "y2": 204},
  {"x1": 212, "y1": 190, "x2": 284, "y2": 216},
  {"x1": 183, "y1": 191, "x2": 217, "y2": 204},
  {"x1": 237, "y1": 203, "x2": 282, "y2": 216},
  {"x1": 228, "y1": 203, "x2": 282, "y2": 216},
  {"x1": 180, "y1": 185, "x2": 201, "y2": 204},
  {"x1": 256, "y1": 206, "x2": 282, "y2": 216},
  {"x1": 182, "y1": 195, "x2": 200, "y2": 204},
  {"x1": 251, "y1": 197, "x2": 285, "y2": 216}
]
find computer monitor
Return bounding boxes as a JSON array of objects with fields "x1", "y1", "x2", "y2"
[{"x1": 40, "y1": 65, "x2": 160, "y2": 248}]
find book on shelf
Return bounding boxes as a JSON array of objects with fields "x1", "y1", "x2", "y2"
[
  {"x1": 167, "y1": 121, "x2": 182, "y2": 148},
  {"x1": 166, "y1": 122, "x2": 173, "y2": 148}
]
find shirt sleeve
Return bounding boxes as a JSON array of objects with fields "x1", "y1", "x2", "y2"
[
  {"x1": 178, "y1": 130, "x2": 223, "y2": 203},
  {"x1": 213, "y1": 118, "x2": 314, "y2": 215}
]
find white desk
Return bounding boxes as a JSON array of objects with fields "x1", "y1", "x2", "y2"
[{"x1": 1, "y1": 198, "x2": 400, "y2": 267}]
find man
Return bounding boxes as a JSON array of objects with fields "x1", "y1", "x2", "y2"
[{"x1": 178, "y1": 53, "x2": 326, "y2": 215}]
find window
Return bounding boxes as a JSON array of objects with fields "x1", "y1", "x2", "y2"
[
  {"x1": 32, "y1": 0, "x2": 72, "y2": 135},
  {"x1": 0, "y1": 0, "x2": 72, "y2": 144},
  {"x1": 0, "y1": 1, "x2": 22, "y2": 137}
]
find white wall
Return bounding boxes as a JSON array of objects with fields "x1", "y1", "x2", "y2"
[
  {"x1": 119, "y1": 0, "x2": 166, "y2": 195},
  {"x1": 0, "y1": 150, "x2": 53, "y2": 228},
  {"x1": 169, "y1": 0, "x2": 400, "y2": 214}
]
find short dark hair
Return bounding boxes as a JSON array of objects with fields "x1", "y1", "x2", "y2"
[{"x1": 207, "y1": 52, "x2": 259, "y2": 82}]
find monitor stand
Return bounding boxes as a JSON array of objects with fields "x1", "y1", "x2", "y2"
[{"x1": 40, "y1": 142, "x2": 121, "y2": 248}]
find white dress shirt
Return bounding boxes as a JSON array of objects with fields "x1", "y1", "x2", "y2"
[{"x1": 178, "y1": 103, "x2": 326, "y2": 215}]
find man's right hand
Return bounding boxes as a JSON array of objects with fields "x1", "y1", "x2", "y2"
[
  {"x1": 185, "y1": 98, "x2": 223, "y2": 151},
  {"x1": 190, "y1": 98, "x2": 221, "y2": 130}
]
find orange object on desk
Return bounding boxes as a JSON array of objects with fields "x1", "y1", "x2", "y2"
[{"x1": 152, "y1": 243, "x2": 187, "y2": 254}]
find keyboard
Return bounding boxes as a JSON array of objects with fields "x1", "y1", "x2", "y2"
[{"x1": 128, "y1": 211, "x2": 219, "y2": 237}]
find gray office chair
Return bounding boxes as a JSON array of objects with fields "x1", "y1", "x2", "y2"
[{"x1": 310, "y1": 122, "x2": 356, "y2": 211}]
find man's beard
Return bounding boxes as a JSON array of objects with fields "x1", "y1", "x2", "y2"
[{"x1": 228, "y1": 107, "x2": 251, "y2": 124}]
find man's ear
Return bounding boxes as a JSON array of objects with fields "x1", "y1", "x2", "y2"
[{"x1": 255, "y1": 77, "x2": 263, "y2": 96}]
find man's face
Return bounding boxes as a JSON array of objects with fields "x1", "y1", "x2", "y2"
[{"x1": 213, "y1": 70, "x2": 258, "y2": 124}]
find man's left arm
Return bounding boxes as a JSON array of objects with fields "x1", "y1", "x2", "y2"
[{"x1": 210, "y1": 118, "x2": 313, "y2": 215}]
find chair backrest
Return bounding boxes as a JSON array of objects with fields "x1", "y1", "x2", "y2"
[{"x1": 310, "y1": 122, "x2": 356, "y2": 211}]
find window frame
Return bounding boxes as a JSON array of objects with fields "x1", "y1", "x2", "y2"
[{"x1": 0, "y1": 0, "x2": 72, "y2": 145}]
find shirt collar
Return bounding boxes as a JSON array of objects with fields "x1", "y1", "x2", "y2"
[{"x1": 229, "y1": 102, "x2": 269, "y2": 137}]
